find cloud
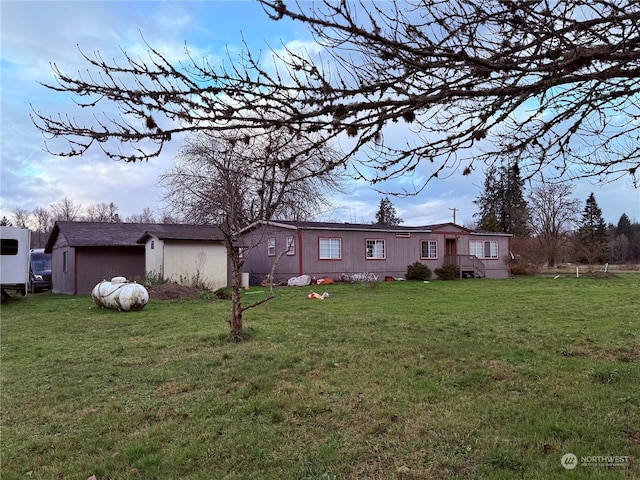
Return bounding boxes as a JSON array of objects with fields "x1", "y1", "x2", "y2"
[{"x1": 1, "y1": 1, "x2": 636, "y2": 226}]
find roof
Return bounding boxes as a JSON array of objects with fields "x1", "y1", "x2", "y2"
[
  {"x1": 137, "y1": 224, "x2": 224, "y2": 243},
  {"x1": 45, "y1": 221, "x2": 224, "y2": 252},
  {"x1": 240, "y1": 220, "x2": 513, "y2": 234},
  {"x1": 242, "y1": 220, "x2": 435, "y2": 234}
]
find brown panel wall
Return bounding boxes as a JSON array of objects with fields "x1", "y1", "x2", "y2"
[
  {"x1": 50, "y1": 239, "x2": 76, "y2": 294},
  {"x1": 75, "y1": 247, "x2": 145, "y2": 294}
]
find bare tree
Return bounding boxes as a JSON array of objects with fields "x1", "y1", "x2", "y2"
[
  {"x1": 125, "y1": 207, "x2": 157, "y2": 223},
  {"x1": 50, "y1": 196, "x2": 82, "y2": 221},
  {"x1": 160, "y1": 128, "x2": 344, "y2": 340},
  {"x1": 85, "y1": 202, "x2": 120, "y2": 222},
  {"x1": 11, "y1": 208, "x2": 31, "y2": 229},
  {"x1": 32, "y1": 0, "x2": 640, "y2": 189},
  {"x1": 528, "y1": 183, "x2": 580, "y2": 267},
  {"x1": 32, "y1": 207, "x2": 53, "y2": 248}
]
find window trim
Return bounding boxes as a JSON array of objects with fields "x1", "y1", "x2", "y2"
[
  {"x1": 420, "y1": 239, "x2": 438, "y2": 260},
  {"x1": 318, "y1": 237, "x2": 342, "y2": 260},
  {"x1": 470, "y1": 240, "x2": 498, "y2": 259},
  {"x1": 267, "y1": 237, "x2": 276, "y2": 257},
  {"x1": 365, "y1": 238, "x2": 386, "y2": 260},
  {"x1": 286, "y1": 236, "x2": 295, "y2": 256}
]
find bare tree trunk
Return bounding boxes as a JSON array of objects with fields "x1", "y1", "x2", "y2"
[
  {"x1": 226, "y1": 244, "x2": 249, "y2": 342},
  {"x1": 229, "y1": 260, "x2": 244, "y2": 340},
  {"x1": 226, "y1": 241, "x2": 287, "y2": 342}
]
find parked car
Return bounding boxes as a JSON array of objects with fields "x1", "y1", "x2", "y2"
[{"x1": 29, "y1": 248, "x2": 52, "y2": 292}]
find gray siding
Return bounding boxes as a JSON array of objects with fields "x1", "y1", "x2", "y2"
[
  {"x1": 50, "y1": 236, "x2": 74, "y2": 294},
  {"x1": 76, "y1": 247, "x2": 145, "y2": 294},
  {"x1": 51, "y1": 240, "x2": 144, "y2": 294},
  {"x1": 241, "y1": 223, "x2": 512, "y2": 282}
]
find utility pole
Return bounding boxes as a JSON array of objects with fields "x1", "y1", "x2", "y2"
[{"x1": 449, "y1": 207, "x2": 458, "y2": 224}]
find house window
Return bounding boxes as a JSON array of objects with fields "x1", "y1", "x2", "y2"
[
  {"x1": 470, "y1": 240, "x2": 498, "y2": 259},
  {"x1": 421, "y1": 240, "x2": 438, "y2": 259},
  {"x1": 366, "y1": 239, "x2": 385, "y2": 259},
  {"x1": 267, "y1": 237, "x2": 276, "y2": 257},
  {"x1": 63, "y1": 251, "x2": 69, "y2": 273},
  {"x1": 286, "y1": 236, "x2": 295, "y2": 255},
  {"x1": 319, "y1": 237, "x2": 341, "y2": 259},
  {"x1": 150, "y1": 240, "x2": 155, "y2": 250}
]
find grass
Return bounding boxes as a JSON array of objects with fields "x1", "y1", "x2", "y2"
[{"x1": 1, "y1": 275, "x2": 639, "y2": 479}]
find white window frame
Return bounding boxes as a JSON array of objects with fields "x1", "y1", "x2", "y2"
[
  {"x1": 286, "y1": 236, "x2": 295, "y2": 256},
  {"x1": 366, "y1": 239, "x2": 386, "y2": 259},
  {"x1": 319, "y1": 237, "x2": 341, "y2": 260},
  {"x1": 267, "y1": 237, "x2": 276, "y2": 257},
  {"x1": 470, "y1": 240, "x2": 498, "y2": 259},
  {"x1": 421, "y1": 240, "x2": 438, "y2": 259}
]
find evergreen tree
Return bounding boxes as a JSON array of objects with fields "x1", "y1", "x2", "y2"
[
  {"x1": 475, "y1": 162, "x2": 529, "y2": 235},
  {"x1": 616, "y1": 213, "x2": 632, "y2": 238},
  {"x1": 574, "y1": 193, "x2": 610, "y2": 269},
  {"x1": 611, "y1": 213, "x2": 640, "y2": 263},
  {"x1": 374, "y1": 196, "x2": 402, "y2": 226},
  {"x1": 475, "y1": 165, "x2": 501, "y2": 232}
]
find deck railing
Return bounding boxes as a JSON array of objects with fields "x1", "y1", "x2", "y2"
[{"x1": 444, "y1": 255, "x2": 486, "y2": 278}]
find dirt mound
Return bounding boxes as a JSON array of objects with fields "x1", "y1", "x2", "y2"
[{"x1": 147, "y1": 283, "x2": 201, "y2": 300}]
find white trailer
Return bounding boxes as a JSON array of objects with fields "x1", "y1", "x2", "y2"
[{"x1": 1, "y1": 226, "x2": 31, "y2": 298}]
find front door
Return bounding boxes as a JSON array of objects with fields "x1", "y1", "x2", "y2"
[{"x1": 445, "y1": 238, "x2": 457, "y2": 265}]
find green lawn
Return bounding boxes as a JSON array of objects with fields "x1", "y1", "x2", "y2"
[{"x1": 1, "y1": 275, "x2": 639, "y2": 479}]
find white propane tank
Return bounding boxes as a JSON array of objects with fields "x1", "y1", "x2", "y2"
[{"x1": 91, "y1": 277, "x2": 149, "y2": 311}]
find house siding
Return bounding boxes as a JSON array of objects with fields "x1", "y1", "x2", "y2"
[
  {"x1": 161, "y1": 240, "x2": 227, "y2": 290},
  {"x1": 50, "y1": 243, "x2": 144, "y2": 294},
  {"x1": 76, "y1": 247, "x2": 145, "y2": 294},
  {"x1": 50, "y1": 236, "x2": 73, "y2": 294},
  {"x1": 241, "y1": 222, "x2": 512, "y2": 282},
  {"x1": 145, "y1": 237, "x2": 165, "y2": 280}
]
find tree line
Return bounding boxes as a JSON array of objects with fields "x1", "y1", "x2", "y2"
[
  {"x1": 0, "y1": 197, "x2": 179, "y2": 248},
  {"x1": 474, "y1": 162, "x2": 639, "y2": 269}
]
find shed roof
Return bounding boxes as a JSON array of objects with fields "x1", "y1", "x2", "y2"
[
  {"x1": 137, "y1": 224, "x2": 224, "y2": 243},
  {"x1": 45, "y1": 221, "x2": 224, "y2": 252}
]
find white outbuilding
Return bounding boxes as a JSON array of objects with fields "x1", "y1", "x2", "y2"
[{"x1": 138, "y1": 224, "x2": 227, "y2": 291}]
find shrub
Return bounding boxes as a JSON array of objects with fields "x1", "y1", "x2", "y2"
[
  {"x1": 434, "y1": 264, "x2": 459, "y2": 280},
  {"x1": 405, "y1": 262, "x2": 432, "y2": 281},
  {"x1": 213, "y1": 287, "x2": 232, "y2": 300}
]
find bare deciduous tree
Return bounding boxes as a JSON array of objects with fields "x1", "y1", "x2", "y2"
[
  {"x1": 32, "y1": 207, "x2": 53, "y2": 248},
  {"x1": 85, "y1": 202, "x2": 121, "y2": 223},
  {"x1": 31, "y1": 0, "x2": 640, "y2": 189},
  {"x1": 528, "y1": 183, "x2": 580, "y2": 267},
  {"x1": 125, "y1": 207, "x2": 157, "y2": 224},
  {"x1": 11, "y1": 208, "x2": 31, "y2": 229},
  {"x1": 160, "y1": 128, "x2": 344, "y2": 340},
  {"x1": 50, "y1": 196, "x2": 82, "y2": 222}
]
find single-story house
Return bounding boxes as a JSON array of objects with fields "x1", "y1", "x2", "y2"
[
  {"x1": 238, "y1": 220, "x2": 512, "y2": 282},
  {"x1": 45, "y1": 221, "x2": 226, "y2": 294}
]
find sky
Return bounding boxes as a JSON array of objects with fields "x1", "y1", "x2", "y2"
[{"x1": 1, "y1": 0, "x2": 639, "y2": 227}]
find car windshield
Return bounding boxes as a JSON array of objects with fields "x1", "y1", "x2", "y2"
[{"x1": 31, "y1": 252, "x2": 51, "y2": 272}]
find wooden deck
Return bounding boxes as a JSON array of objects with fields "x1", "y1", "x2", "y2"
[{"x1": 444, "y1": 255, "x2": 486, "y2": 278}]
